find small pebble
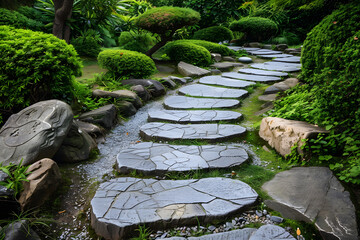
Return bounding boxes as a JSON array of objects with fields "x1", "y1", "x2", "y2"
[{"x1": 270, "y1": 216, "x2": 284, "y2": 223}]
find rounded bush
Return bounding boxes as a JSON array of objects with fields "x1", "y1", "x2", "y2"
[
  {"x1": 0, "y1": 8, "x2": 43, "y2": 31},
  {"x1": 166, "y1": 39, "x2": 231, "y2": 56},
  {"x1": 135, "y1": 6, "x2": 200, "y2": 34},
  {"x1": 193, "y1": 26, "x2": 234, "y2": 43},
  {"x1": 167, "y1": 42, "x2": 211, "y2": 66},
  {"x1": 0, "y1": 25, "x2": 82, "y2": 124},
  {"x1": 118, "y1": 31, "x2": 157, "y2": 53},
  {"x1": 229, "y1": 17, "x2": 278, "y2": 42},
  {"x1": 71, "y1": 30, "x2": 102, "y2": 58},
  {"x1": 98, "y1": 50, "x2": 157, "y2": 79}
]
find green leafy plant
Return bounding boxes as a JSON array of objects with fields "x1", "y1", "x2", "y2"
[
  {"x1": 165, "y1": 39, "x2": 232, "y2": 56},
  {"x1": 118, "y1": 30, "x2": 158, "y2": 53},
  {"x1": 166, "y1": 41, "x2": 211, "y2": 66},
  {"x1": 0, "y1": 8, "x2": 43, "y2": 31},
  {"x1": 71, "y1": 29, "x2": 103, "y2": 57},
  {"x1": 98, "y1": 49, "x2": 157, "y2": 79},
  {"x1": 131, "y1": 225, "x2": 151, "y2": 240},
  {"x1": 0, "y1": 159, "x2": 30, "y2": 198},
  {"x1": 193, "y1": 26, "x2": 234, "y2": 43}
]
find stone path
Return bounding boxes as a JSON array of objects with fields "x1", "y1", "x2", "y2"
[
  {"x1": 199, "y1": 76, "x2": 255, "y2": 88},
  {"x1": 116, "y1": 143, "x2": 248, "y2": 175},
  {"x1": 273, "y1": 56, "x2": 301, "y2": 63},
  {"x1": 90, "y1": 45, "x2": 320, "y2": 239},
  {"x1": 257, "y1": 54, "x2": 294, "y2": 59},
  {"x1": 164, "y1": 96, "x2": 239, "y2": 109},
  {"x1": 178, "y1": 84, "x2": 248, "y2": 98},
  {"x1": 148, "y1": 110, "x2": 242, "y2": 123},
  {"x1": 91, "y1": 177, "x2": 258, "y2": 239},
  {"x1": 140, "y1": 123, "x2": 246, "y2": 142},
  {"x1": 222, "y1": 72, "x2": 281, "y2": 82}
]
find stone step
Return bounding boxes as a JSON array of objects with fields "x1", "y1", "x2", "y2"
[
  {"x1": 178, "y1": 84, "x2": 248, "y2": 99},
  {"x1": 251, "y1": 63, "x2": 300, "y2": 72},
  {"x1": 116, "y1": 142, "x2": 248, "y2": 175},
  {"x1": 222, "y1": 72, "x2": 281, "y2": 82},
  {"x1": 163, "y1": 225, "x2": 296, "y2": 240},
  {"x1": 140, "y1": 123, "x2": 246, "y2": 142},
  {"x1": 199, "y1": 76, "x2": 255, "y2": 88},
  {"x1": 164, "y1": 96, "x2": 239, "y2": 110},
  {"x1": 265, "y1": 61, "x2": 301, "y2": 68},
  {"x1": 273, "y1": 56, "x2": 301, "y2": 63},
  {"x1": 91, "y1": 177, "x2": 258, "y2": 239},
  {"x1": 248, "y1": 50, "x2": 282, "y2": 55},
  {"x1": 257, "y1": 54, "x2": 294, "y2": 59},
  {"x1": 227, "y1": 46, "x2": 245, "y2": 51},
  {"x1": 148, "y1": 110, "x2": 242, "y2": 123},
  {"x1": 238, "y1": 68, "x2": 288, "y2": 77}
]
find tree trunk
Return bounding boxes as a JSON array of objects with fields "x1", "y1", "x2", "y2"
[
  {"x1": 146, "y1": 34, "x2": 172, "y2": 57},
  {"x1": 53, "y1": 0, "x2": 74, "y2": 43}
]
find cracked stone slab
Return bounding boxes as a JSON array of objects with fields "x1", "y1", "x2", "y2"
[
  {"x1": 116, "y1": 142, "x2": 248, "y2": 175},
  {"x1": 263, "y1": 167, "x2": 358, "y2": 240},
  {"x1": 148, "y1": 110, "x2": 242, "y2": 123},
  {"x1": 199, "y1": 76, "x2": 255, "y2": 88},
  {"x1": 91, "y1": 177, "x2": 258, "y2": 240},
  {"x1": 222, "y1": 72, "x2": 281, "y2": 82},
  {"x1": 164, "y1": 225, "x2": 296, "y2": 240},
  {"x1": 178, "y1": 84, "x2": 248, "y2": 99},
  {"x1": 238, "y1": 68, "x2": 288, "y2": 77},
  {"x1": 140, "y1": 123, "x2": 246, "y2": 142},
  {"x1": 257, "y1": 54, "x2": 294, "y2": 59},
  {"x1": 250, "y1": 63, "x2": 300, "y2": 72},
  {"x1": 164, "y1": 96, "x2": 239, "y2": 110},
  {"x1": 273, "y1": 56, "x2": 301, "y2": 63}
]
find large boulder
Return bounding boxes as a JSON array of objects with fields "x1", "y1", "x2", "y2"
[
  {"x1": 262, "y1": 167, "x2": 358, "y2": 240},
  {"x1": 92, "y1": 89, "x2": 142, "y2": 109},
  {"x1": 259, "y1": 117, "x2": 328, "y2": 156},
  {"x1": 177, "y1": 61, "x2": 211, "y2": 78},
  {"x1": 122, "y1": 79, "x2": 166, "y2": 98},
  {"x1": 54, "y1": 121, "x2": 97, "y2": 163},
  {"x1": 0, "y1": 100, "x2": 73, "y2": 166},
  {"x1": 18, "y1": 158, "x2": 61, "y2": 211},
  {"x1": 79, "y1": 104, "x2": 117, "y2": 130}
]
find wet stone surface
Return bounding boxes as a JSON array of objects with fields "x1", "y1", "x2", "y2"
[
  {"x1": 273, "y1": 56, "x2": 301, "y2": 63},
  {"x1": 247, "y1": 50, "x2": 282, "y2": 55},
  {"x1": 140, "y1": 123, "x2": 246, "y2": 142},
  {"x1": 91, "y1": 177, "x2": 258, "y2": 240},
  {"x1": 250, "y1": 63, "x2": 300, "y2": 72},
  {"x1": 116, "y1": 142, "x2": 248, "y2": 175},
  {"x1": 199, "y1": 76, "x2": 255, "y2": 88},
  {"x1": 238, "y1": 69, "x2": 288, "y2": 77},
  {"x1": 257, "y1": 54, "x2": 294, "y2": 59},
  {"x1": 178, "y1": 84, "x2": 248, "y2": 99},
  {"x1": 222, "y1": 72, "x2": 281, "y2": 82},
  {"x1": 148, "y1": 110, "x2": 242, "y2": 123},
  {"x1": 164, "y1": 96, "x2": 239, "y2": 110}
]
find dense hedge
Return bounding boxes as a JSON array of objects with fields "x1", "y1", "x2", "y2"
[
  {"x1": 271, "y1": 2, "x2": 360, "y2": 184},
  {"x1": 98, "y1": 50, "x2": 157, "y2": 79},
  {"x1": 0, "y1": 8, "x2": 43, "y2": 31},
  {"x1": 0, "y1": 25, "x2": 82, "y2": 125},
  {"x1": 135, "y1": 6, "x2": 200, "y2": 34},
  {"x1": 118, "y1": 31, "x2": 157, "y2": 53},
  {"x1": 193, "y1": 26, "x2": 234, "y2": 43},
  {"x1": 16, "y1": 6, "x2": 49, "y2": 25},
  {"x1": 166, "y1": 39, "x2": 231, "y2": 56},
  {"x1": 229, "y1": 17, "x2": 278, "y2": 42},
  {"x1": 167, "y1": 42, "x2": 211, "y2": 66}
]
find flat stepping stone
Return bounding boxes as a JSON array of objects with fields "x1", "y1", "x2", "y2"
[
  {"x1": 238, "y1": 57, "x2": 253, "y2": 63},
  {"x1": 227, "y1": 46, "x2": 244, "y2": 51},
  {"x1": 199, "y1": 76, "x2": 255, "y2": 88},
  {"x1": 251, "y1": 63, "x2": 300, "y2": 72},
  {"x1": 238, "y1": 68, "x2": 288, "y2": 77},
  {"x1": 164, "y1": 96, "x2": 239, "y2": 110},
  {"x1": 140, "y1": 123, "x2": 246, "y2": 142},
  {"x1": 222, "y1": 72, "x2": 281, "y2": 82},
  {"x1": 273, "y1": 56, "x2": 301, "y2": 63},
  {"x1": 91, "y1": 177, "x2": 258, "y2": 239},
  {"x1": 178, "y1": 84, "x2": 248, "y2": 99},
  {"x1": 148, "y1": 110, "x2": 242, "y2": 123},
  {"x1": 242, "y1": 47, "x2": 260, "y2": 51},
  {"x1": 248, "y1": 50, "x2": 282, "y2": 55},
  {"x1": 263, "y1": 167, "x2": 358, "y2": 240},
  {"x1": 164, "y1": 225, "x2": 296, "y2": 240},
  {"x1": 257, "y1": 54, "x2": 293, "y2": 59},
  {"x1": 116, "y1": 142, "x2": 248, "y2": 175},
  {"x1": 266, "y1": 61, "x2": 301, "y2": 68}
]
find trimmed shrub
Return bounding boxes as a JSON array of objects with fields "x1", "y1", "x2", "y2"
[
  {"x1": 165, "y1": 39, "x2": 231, "y2": 56},
  {"x1": 193, "y1": 26, "x2": 234, "y2": 43},
  {"x1": 0, "y1": 25, "x2": 82, "y2": 125},
  {"x1": 71, "y1": 30, "x2": 102, "y2": 58},
  {"x1": 98, "y1": 50, "x2": 157, "y2": 79},
  {"x1": 167, "y1": 42, "x2": 211, "y2": 66},
  {"x1": 229, "y1": 17, "x2": 278, "y2": 42},
  {"x1": 118, "y1": 31, "x2": 157, "y2": 53},
  {"x1": 135, "y1": 6, "x2": 200, "y2": 34},
  {"x1": 0, "y1": 8, "x2": 43, "y2": 31}
]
